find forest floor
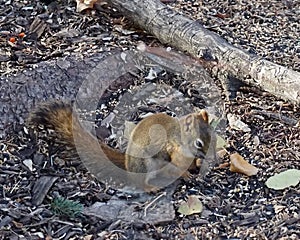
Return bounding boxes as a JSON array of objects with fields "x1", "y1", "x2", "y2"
[{"x1": 0, "y1": 0, "x2": 299, "y2": 239}]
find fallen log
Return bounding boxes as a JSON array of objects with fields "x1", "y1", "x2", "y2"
[{"x1": 106, "y1": 0, "x2": 300, "y2": 104}]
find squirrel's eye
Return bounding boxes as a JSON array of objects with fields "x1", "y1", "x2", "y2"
[{"x1": 194, "y1": 138, "x2": 204, "y2": 149}]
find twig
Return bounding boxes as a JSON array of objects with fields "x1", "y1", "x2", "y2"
[
  {"x1": 143, "y1": 192, "x2": 167, "y2": 217},
  {"x1": 250, "y1": 109, "x2": 298, "y2": 126}
]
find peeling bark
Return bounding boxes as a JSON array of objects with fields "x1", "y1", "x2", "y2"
[{"x1": 106, "y1": 0, "x2": 300, "y2": 104}]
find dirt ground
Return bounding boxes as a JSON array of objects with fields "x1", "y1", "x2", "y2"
[{"x1": 0, "y1": 0, "x2": 299, "y2": 239}]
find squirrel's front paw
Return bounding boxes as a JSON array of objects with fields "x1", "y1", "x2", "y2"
[
  {"x1": 144, "y1": 184, "x2": 161, "y2": 194},
  {"x1": 182, "y1": 171, "x2": 192, "y2": 180}
]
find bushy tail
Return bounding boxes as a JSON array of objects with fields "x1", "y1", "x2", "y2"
[
  {"x1": 28, "y1": 101, "x2": 126, "y2": 170},
  {"x1": 28, "y1": 101, "x2": 74, "y2": 143}
]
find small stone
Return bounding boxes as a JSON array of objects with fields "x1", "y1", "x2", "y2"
[{"x1": 23, "y1": 159, "x2": 33, "y2": 171}]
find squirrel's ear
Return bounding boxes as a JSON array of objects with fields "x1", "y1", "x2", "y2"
[{"x1": 197, "y1": 109, "x2": 209, "y2": 123}]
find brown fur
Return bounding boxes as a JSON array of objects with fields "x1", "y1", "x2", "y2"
[
  {"x1": 28, "y1": 101, "x2": 214, "y2": 192},
  {"x1": 28, "y1": 101, "x2": 126, "y2": 170}
]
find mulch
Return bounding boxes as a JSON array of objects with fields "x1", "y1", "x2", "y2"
[{"x1": 0, "y1": 0, "x2": 299, "y2": 239}]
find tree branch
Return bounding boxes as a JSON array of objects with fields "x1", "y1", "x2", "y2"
[{"x1": 106, "y1": 0, "x2": 300, "y2": 104}]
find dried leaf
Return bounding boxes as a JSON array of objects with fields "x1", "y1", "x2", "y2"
[
  {"x1": 230, "y1": 153, "x2": 258, "y2": 176},
  {"x1": 178, "y1": 195, "x2": 203, "y2": 216},
  {"x1": 228, "y1": 114, "x2": 251, "y2": 132},
  {"x1": 265, "y1": 169, "x2": 300, "y2": 190},
  {"x1": 76, "y1": 0, "x2": 103, "y2": 12}
]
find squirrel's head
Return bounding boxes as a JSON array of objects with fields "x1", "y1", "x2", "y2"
[{"x1": 179, "y1": 109, "x2": 212, "y2": 169}]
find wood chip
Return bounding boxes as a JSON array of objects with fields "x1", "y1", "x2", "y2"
[{"x1": 230, "y1": 153, "x2": 259, "y2": 176}]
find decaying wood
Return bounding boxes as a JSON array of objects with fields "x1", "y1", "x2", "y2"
[
  {"x1": 32, "y1": 176, "x2": 59, "y2": 206},
  {"x1": 106, "y1": 0, "x2": 300, "y2": 104}
]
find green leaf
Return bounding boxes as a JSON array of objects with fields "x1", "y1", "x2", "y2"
[
  {"x1": 178, "y1": 195, "x2": 203, "y2": 216},
  {"x1": 265, "y1": 169, "x2": 300, "y2": 190},
  {"x1": 216, "y1": 134, "x2": 228, "y2": 150}
]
